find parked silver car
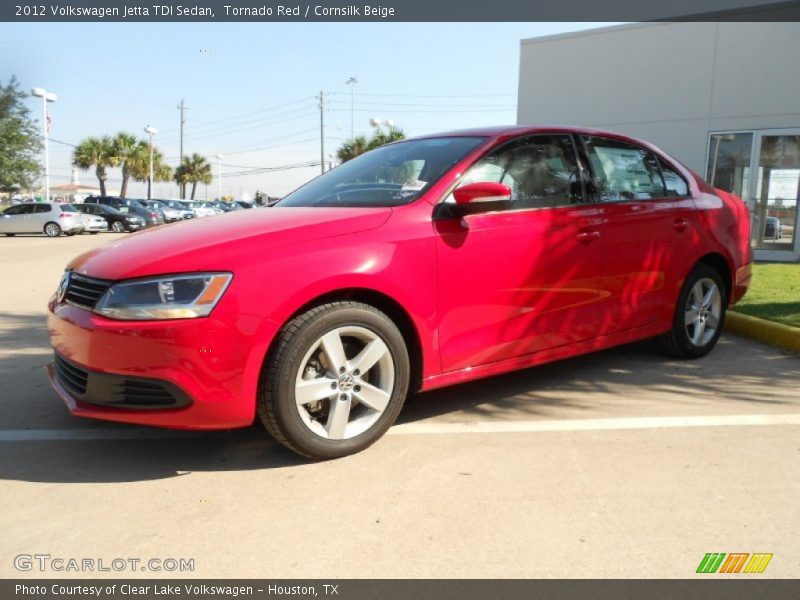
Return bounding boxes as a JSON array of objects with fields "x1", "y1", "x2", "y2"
[
  {"x1": 155, "y1": 199, "x2": 195, "y2": 220},
  {"x1": 0, "y1": 202, "x2": 84, "y2": 237},
  {"x1": 74, "y1": 207, "x2": 109, "y2": 234}
]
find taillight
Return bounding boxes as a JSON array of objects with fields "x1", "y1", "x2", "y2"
[
  {"x1": 59, "y1": 213, "x2": 73, "y2": 218},
  {"x1": 150, "y1": 212, "x2": 158, "y2": 219}
]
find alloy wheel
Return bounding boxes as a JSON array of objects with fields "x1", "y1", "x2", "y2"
[
  {"x1": 684, "y1": 277, "x2": 722, "y2": 347},
  {"x1": 294, "y1": 325, "x2": 395, "y2": 440}
]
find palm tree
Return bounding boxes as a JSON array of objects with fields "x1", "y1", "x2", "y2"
[
  {"x1": 174, "y1": 153, "x2": 212, "y2": 200},
  {"x1": 336, "y1": 135, "x2": 370, "y2": 163},
  {"x1": 112, "y1": 132, "x2": 139, "y2": 198},
  {"x1": 335, "y1": 128, "x2": 406, "y2": 164},
  {"x1": 368, "y1": 126, "x2": 405, "y2": 150},
  {"x1": 72, "y1": 136, "x2": 117, "y2": 196},
  {"x1": 127, "y1": 142, "x2": 173, "y2": 199}
]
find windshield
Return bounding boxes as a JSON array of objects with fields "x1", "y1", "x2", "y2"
[{"x1": 278, "y1": 136, "x2": 486, "y2": 208}]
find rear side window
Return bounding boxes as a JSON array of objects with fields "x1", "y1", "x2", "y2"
[
  {"x1": 580, "y1": 136, "x2": 666, "y2": 202},
  {"x1": 461, "y1": 134, "x2": 583, "y2": 208},
  {"x1": 35, "y1": 204, "x2": 52, "y2": 213},
  {"x1": 658, "y1": 158, "x2": 690, "y2": 197}
]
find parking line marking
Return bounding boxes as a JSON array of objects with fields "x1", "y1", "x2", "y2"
[
  {"x1": 387, "y1": 413, "x2": 800, "y2": 436},
  {"x1": 0, "y1": 413, "x2": 798, "y2": 442}
]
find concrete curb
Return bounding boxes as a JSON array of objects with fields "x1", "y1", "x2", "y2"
[{"x1": 726, "y1": 310, "x2": 800, "y2": 353}]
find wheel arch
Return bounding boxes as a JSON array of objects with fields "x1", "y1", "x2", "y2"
[
  {"x1": 266, "y1": 287, "x2": 425, "y2": 393},
  {"x1": 695, "y1": 252, "x2": 733, "y2": 302},
  {"x1": 43, "y1": 221, "x2": 61, "y2": 235}
]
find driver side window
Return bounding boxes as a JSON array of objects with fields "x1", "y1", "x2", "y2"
[{"x1": 459, "y1": 135, "x2": 583, "y2": 209}]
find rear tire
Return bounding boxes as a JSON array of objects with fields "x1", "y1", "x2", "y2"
[
  {"x1": 89, "y1": 231, "x2": 99, "y2": 235},
  {"x1": 111, "y1": 221, "x2": 126, "y2": 233},
  {"x1": 4, "y1": 234, "x2": 15, "y2": 237},
  {"x1": 258, "y1": 302, "x2": 410, "y2": 460},
  {"x1": 656, "y1": 263, "x2": 727, "y2": 359},
  {"x1": 43, "y1": 223, "x2": 61, "y2": 237}
]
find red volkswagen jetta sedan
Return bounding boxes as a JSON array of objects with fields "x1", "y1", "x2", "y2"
[{"x1": 47, "y1": 127, "x2": 752, "y2": 459}]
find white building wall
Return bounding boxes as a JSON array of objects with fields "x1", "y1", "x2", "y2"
[{"x1": 517, "y1": 22, "x2": 800, "y2": 173}]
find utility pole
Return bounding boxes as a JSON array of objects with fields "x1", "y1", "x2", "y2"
[
  {"x1": 318, "y1": 90, "x2": 326, "y2": 175},
  {"x1": 177, "y1": 99, "x2": 187, "y2": 198}
]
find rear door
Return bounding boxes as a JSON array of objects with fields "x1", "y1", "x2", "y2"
[
  {"x1": 33, "y1": 203, "x2": 55, "y2": 232},
  {"x1": 435, "y1": 134, "x2": 605, "y2": 372},
  {"x1": 578, "y1": 135, "x2": 696, "y2": 334}
]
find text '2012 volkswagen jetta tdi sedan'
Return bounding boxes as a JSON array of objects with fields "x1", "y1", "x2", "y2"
[{"x1": 47, "y1": 127, "x2": 752, "y2": 459}]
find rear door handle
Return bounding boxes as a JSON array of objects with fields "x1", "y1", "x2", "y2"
[
  {"x1": 673, "y1": 218, "x2": 689, "y2": 232},
  {"x1": 576, "y1": 229, "x2": 601, "y2": 244}
]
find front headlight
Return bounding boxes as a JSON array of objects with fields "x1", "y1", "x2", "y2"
[{"x1": 93, "y1": 273, "x2": 232, "y2": 320}]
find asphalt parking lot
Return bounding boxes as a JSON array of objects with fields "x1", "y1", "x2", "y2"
[{"x1": 0, "y1": 233, "x2": 798, "y2": 578}]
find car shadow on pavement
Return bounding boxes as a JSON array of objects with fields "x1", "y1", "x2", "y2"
[
  {"x1": 0, "y1": 309, "x2": 797, "y2": 483},
  {"x1": 399, "y1": 336, "x2": 798, "y2": 424}
]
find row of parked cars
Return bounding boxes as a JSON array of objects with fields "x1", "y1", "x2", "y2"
[{"x1": 0, "y1": 197, "x2": 258, "y2": 237}]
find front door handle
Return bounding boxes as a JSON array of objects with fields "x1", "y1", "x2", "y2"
[
  {"x1": 673, "y1": 218, "x2": 689, "y2": 232},
  {"x1": 576, "y1": 229, "x2": 601, "y2": 244}
]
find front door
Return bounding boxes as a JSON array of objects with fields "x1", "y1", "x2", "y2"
[
  {"x1": 435, "y1": 134, "x2": 604, "y2": 373},
  {"x1": 0, "y1": 204, "x2": 36, "y2": 233}
]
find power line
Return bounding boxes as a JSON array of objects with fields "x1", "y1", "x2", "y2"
[
  {"x1": 329, "y1": 100, "x2": 515, "y2": 109},
  {"x1": 330, "y1": 108, "x2": 516, "y2": 114},
  {"x1": 158, "y1": 108, "x2": 318, "y2": 145},
  {"x1": 354, "y1": 92, "x2": 516, "y2": 98},
  {"x1": 158, "y1": 96, "x2": 316, "y2": 134}
]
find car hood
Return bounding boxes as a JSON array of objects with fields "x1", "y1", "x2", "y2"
[{"x1": 68, "y1": 206, "x2": 392, "y2": 280}]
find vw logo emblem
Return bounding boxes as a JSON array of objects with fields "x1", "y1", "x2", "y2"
[
  {"x1": 57, "y1": 272, "x2": 71, "y2": 303},
  {"x1": 338, "y1": 373, "x2": 355, "y2": 392}
]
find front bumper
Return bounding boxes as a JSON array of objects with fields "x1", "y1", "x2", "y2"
[{"x1": 47, "y1": 300, "x2": 275, "y2": 430}]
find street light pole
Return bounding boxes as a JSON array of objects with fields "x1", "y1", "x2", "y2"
[
  {"x1": 345, "y1": 77, "x2": 357, "y2": 140},
  {"x1": 31, "y1": 87, "x2": 57, "y2": 202},
  {"x1": 144, "y1": 125, "x2": 158, "y2": 200},
  {"x1": 318, "y1": 90, "x2": 326, "y2": 175},
  {"x1": 216, "y1": 154, "x2": 224, "y2": 200}
]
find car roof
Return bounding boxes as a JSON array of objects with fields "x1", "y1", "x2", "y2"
[{"x1": 410, "y1": 124, "x2": 654, "y2": 146}]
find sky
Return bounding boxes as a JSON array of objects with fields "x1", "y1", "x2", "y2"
[{"x1": 1, "y1": 21, "x2": 618, "y2": 199}]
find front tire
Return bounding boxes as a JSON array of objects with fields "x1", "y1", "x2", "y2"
[
  {"x1": 44, "y1": 222, "x2": 61, "y2": 237},
  {"x1": 111, "y1": 221, "x2": 126, "y2": 233},
  {"x1": 258, "y1": 302, "x2": 410, "y2": 460},
  {"x1": 656, "y1": 263, "x2": 727, "y2": 359}
]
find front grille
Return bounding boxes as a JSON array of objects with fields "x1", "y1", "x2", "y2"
[
  {"x1": 54, "y1": 353, "x2": 88, "y2": 396},
  {"x1": 117, "y1": 380, "x2": 178, "y2": 407},
  {"x1": 64, "y1": 272, "x2": 113, "y2": 310}
]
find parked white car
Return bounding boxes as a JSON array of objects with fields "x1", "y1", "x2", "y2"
[{"x1": 0, "y1": 202, "x2": 84, "y2": 237}]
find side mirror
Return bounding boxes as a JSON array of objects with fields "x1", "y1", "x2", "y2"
[
  {"x1": 434, "y1": 182, "x2": 512, "y2": 219},
  {"x1": 452, "y1": 181, "x2": 512, "y2": 205}
]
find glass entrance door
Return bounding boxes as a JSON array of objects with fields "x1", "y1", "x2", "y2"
[
  {"x1": 707, "y1": 129, "x2": 800, "y2": 262},
  {"x1": 751, "y1": 132, "x2": 800, "y2": 258}
]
